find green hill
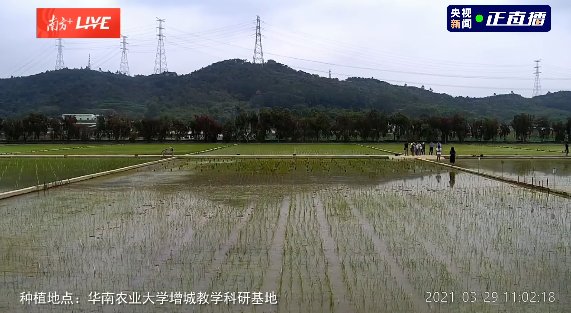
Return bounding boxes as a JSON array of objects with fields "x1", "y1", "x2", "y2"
[{"x1": 0, "y1": 59, "x2": 569, "y2": 120}]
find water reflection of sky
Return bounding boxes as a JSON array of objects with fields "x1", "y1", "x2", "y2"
[{"x1": 457, "y1": 159, "x2": 571, "y2": 193}]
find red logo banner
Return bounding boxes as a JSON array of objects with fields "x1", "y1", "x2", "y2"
[{"x1": 37, "y1": 8, "x2": 121, "y2": 38}]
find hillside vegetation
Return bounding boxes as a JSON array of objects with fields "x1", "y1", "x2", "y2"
[{"x1": 0, "y1": 59, "x2": 569, "y2": 120}]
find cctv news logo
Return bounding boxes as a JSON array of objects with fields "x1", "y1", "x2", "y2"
[
  {"x1": 37, "y1": 8, "x2": 121, "y2": 38},
  {"x1": 447, "y1": 5, "x2": 551, "y2": 32}
]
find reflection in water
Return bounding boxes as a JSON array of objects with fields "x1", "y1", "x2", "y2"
[
  {"x1": 459, "y1": 159, "x2": 571, "y2": 177},
  {"x1": 457, "y1": 159, "x2": 571, "y2": 192},
  {"x1": 435, "y1": 174, "x2": 441, "y2": 184},
  {"x1": 449, "y1": 171, "x2": 456, "y2": 188}
]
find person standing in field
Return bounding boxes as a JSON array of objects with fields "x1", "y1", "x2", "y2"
[
  {"x1": 404, "y1": 142, "x2": 409, "y2": 156},
  {"x1": 429, "y1": 142, "x2": 434, "y2": 155},
  {"x1": 449, "y1": 147, "x2": 456, "y2": 164},
  {"x1": 565, "y1": 142, "x2": 569, "y2": 156},
  {"x1": 436, "y1": 142, "x2": 442, "y2": 161},
  {"x1": 422, "y1": 142, "x2": 426, "y2": 155}
]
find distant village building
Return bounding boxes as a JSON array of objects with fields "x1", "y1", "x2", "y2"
[
  {"x1": 61, "y1": 113, "x2": 99, "y2": 126},
  {"x1": 61, "y1": 114, "x2": 99, "y2": 139}
]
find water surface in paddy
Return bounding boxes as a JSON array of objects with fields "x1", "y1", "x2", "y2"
[
  {"x1": 457, "y1": 158, "x2": 571, "y2": 192},
  {"x1": 0, "y1": 160, "x2": 569, "y2": 313}
]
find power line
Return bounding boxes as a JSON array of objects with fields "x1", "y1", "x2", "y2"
[
  {"x1": 10, "y1": 41, "x2": 53, "y2": 76},
  {"x1": 154, "y1": 18, "x2": 168, "y2": 74},
  {"x1": 253, "y1": 15, "x2": 264, "y2": 64},
  {"x1": 261, "y1": 22, "x2": 530, "y2": 70},
  {"x1": 293, "y1": 65, "x2": 536, "y2": 91},
  {"x1": 120, "y1": 35, "x2": 130, "y2": 75},
  {"x1": 533, "y1": 59, "x2": 541, "y2": 97},
  {"x1": 264, "y1": 52, "x2": 571, "y2": 81}
]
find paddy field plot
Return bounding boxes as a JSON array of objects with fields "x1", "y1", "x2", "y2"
[
  {"x1": 0, "y1": 143, "x2": 223, "y2": 155},
  {"x1": 0, "y1": 157, "x2": 153, "y2": 192},
  {"x1": 202, "y1": 143, "x2": 389, "y2": 155},
  {"x1": 369, "y1": 143, "x2": 567, "y2": 156},
  {"x1": 457, "y1": 158, "x2": 571, "y2": 193},
  {"x1": 0, "y1": 158, "x2": 569, "y2": 313}
]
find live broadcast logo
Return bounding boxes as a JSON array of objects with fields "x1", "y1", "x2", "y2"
[
  {"x1": 37, "y1": 8, "x2": 120, "y2": 38},
  {"x1": 447, "y1": 5, "x2": 551, "y2": 32}
]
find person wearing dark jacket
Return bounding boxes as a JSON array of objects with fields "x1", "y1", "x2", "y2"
[{"x1": 449, "y1": 147, "x2": 456, "y2": 164}]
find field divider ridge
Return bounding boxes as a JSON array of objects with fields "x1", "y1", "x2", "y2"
[
  {"x1": 418, "y1": 158, "x2": 571, "y2": 199},
  {"x1": 184, "y1": 144, "x2": 233, "y2": 155},
  {"x1": 179, "y1": 154, "x2": 391, "y2": 159},
  {"x1": 357, "y1": 144, "x2": 400, "y2": 155}
]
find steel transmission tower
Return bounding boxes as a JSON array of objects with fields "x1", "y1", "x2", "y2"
[
  {"x1": 154, "y1": 18, "x2": 168, "y2": 74},
  {"x1": 55, "y1": 38, "x2": 65, "y2": 70},
  {"x1": 120, "y1": 35, "x2": 130, "y2": 75},
  {"x1": 533, "y1": 59, "x2": 542, "y2": 97},
  {"x1": 253, "y1": 15, "x2": 264, "y2": 64},
  {"x1": 87, "y1": 54, "x2": 91, "y2": 70}
]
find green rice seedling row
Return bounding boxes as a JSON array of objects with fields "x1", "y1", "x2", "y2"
[{"x1": 0, "y1": 158, "x2": 154, "y2": 192}]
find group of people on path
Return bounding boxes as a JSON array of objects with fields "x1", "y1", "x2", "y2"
[
  {"x1": 404, "y1": 141, "x2": 431, "y2": 156},
  {"x1": 403, "y1": 141, "x2": 455, "y2": 164}
]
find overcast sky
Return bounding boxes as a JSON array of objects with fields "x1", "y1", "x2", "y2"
[{"x1": 1, "y1": 0, "x2": 570, "y2": 97}]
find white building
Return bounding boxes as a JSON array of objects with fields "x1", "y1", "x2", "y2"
[{"x1": 61, "y1": 114, "x2": 99, "y2": 126}]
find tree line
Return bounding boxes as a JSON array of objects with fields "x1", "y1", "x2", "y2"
[{"x1": 1, "y1": 110, "x2": 570, "y2": 143}]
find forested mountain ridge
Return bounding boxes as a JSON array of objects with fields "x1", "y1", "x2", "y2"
[{"x1": 0, "y1": 59, "x2": 569, "y2": 120}]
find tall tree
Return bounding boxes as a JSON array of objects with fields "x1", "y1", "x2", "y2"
[
  {"x1": 511, "y1": 113, "x2": 534, "y2": 142},
  {"x1": 171, "y1": 119, "x2": 189, "y2": 141},
  {"x1": 552, "y1": 121, "x2": 566, "y2": 142},
  {"x1": 332, "y1": 112, "x2": 356, "y2": 142},
  {"x1": 389, "y1": 113, "x2": 410, "y2": 141},
  {"x1": 221, "y1": 120, "x2": 236, "y2": 142},
  {"x1": 310, "y1": 111, "x2": 331, "y2": 142},
  {"x1": 535, "y1": 116, "x2": 551, "y2": 142},
  {"x1": 470, "y1": 120, "x2": 483, "y2": 141},
  {"x1": 22, "y1": 113, "x2": 49, "y2": 140},
  {"x1": 62, "y1": 115, "x2": 79, "y2": 140},
  {"x1": 499, "y1": 123, "x2": 511, "y2": 141},
  {"x1": 96, "y1": 116, "x2": 107, "y2": 140},
  {"x1": 437, "y1": 117, "x2": 452, "y2": 143},
  {"x1": 451, "y1": 114, "x2": 468, "y2": 142},
  {"x1": 235, "y1": 110, "x2": 257, "y2": 142},
  {"x1": 49, "y1": 117, "x2": 63, "y2": 140},
  {"x1": 482, "y1": 118, "x2": 499, "y2": 141},
  {"x1": 136, "y1": 118, "x2": 159, "y2": 142},
  {"x1": 107, "y1": 116, "x2": 131, "y2": 141},
  {"x1": 193, "y1": 115, "x2": 221, "y2": 142},
  {"x1": 368, "y1": 110, "x2": 388, "y2": 141},
  {"x1": 256, "y1": 109, "x2": 272, "y2": 142},
  {"x1": 3, "y1": 118, "x2": 24, "y2": 141}
]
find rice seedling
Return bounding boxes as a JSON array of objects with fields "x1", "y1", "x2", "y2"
[
  {"x1": 202, "y1": 143, "x2": 389, "y2": 155},
  {"x1": 0, "y1": 158, "x2": 154, "y2": 192}
]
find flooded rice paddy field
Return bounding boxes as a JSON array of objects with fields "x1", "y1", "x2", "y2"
[
  {"x1": 0, "y1": 158, "x2": 152, "y2": 192},
  {"x1": 457, "y1": 158, "x2": 571, "y2": 193},
  {"x1": 0, "y1": 159, "x2": 569, "y2": 313}
]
